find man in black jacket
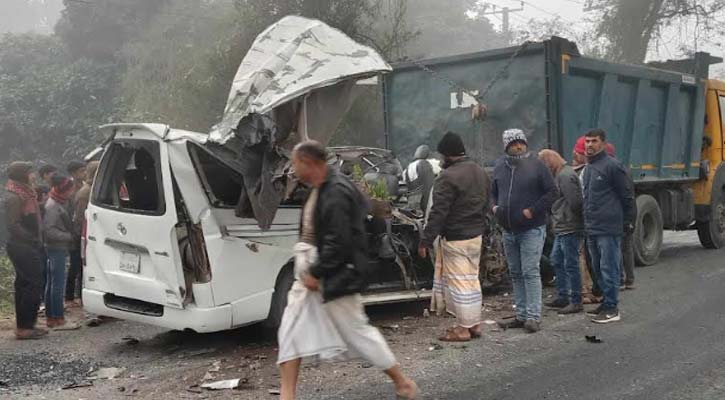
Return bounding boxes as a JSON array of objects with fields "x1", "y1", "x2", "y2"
[
  {"x1": 492, "y1": 129, "x2": 557, "y2": 333},
  {"x1": 582, "y1": 129, "x2": 635, "y2": 324},
  {"x1": 418, "y1": 132, "x2": 490, "y2": 342},
  {"x1": 277, "y1": 141, "x2": 418, "y2": 400}
]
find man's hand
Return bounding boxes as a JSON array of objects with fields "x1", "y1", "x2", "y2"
[
  {"x1": 301, "y1": 273, "x2": 320, "y2": 291},
  {"x1": 492, "y1": 205, "x2": 499, "y2": 214},
  {"x1": 624, "y1": 223, "x2": 635, "y2": 234},
  {"x1": 523, "y1": 208, "x2": 534, "y2": 219},
  {"x1": 418, "y1": 245, "x2": 428, "y2": 259}
]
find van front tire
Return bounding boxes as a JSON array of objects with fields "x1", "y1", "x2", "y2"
[{"x1": 263, "y1": 264, "x2": 295, "y2": 334}]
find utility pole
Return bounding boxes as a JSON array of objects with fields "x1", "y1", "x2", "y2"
[{"x1": 480, "y1": 2, "x2": 525, "y2": 40}]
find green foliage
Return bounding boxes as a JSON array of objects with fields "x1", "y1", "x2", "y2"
[
  {"x1": 369, "y1": 178, "x2": 391, "y2": 200},
  {"x1": 119, "y1": 0, "x2": 246, "y2": 132},
  {"x1": 55, "y1": 0, "x2": 169, "y2": 61},
  {"x1": 0, "y1": 256, "x2": 14, "y2": 317},
  {"x1": 0, "y1": 33, "x2": 119, "y2": 166}
]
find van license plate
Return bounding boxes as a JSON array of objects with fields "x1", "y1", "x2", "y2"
[{"x1": 119, "y1": 252, "x2": 140, "y2": 273}]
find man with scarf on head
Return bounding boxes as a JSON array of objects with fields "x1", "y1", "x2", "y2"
[
  {"x1": 43, "y1": 175, "x2": 81, "y2": 330},
  {"x1": 418, "y1": 132, "x2": 490, "y2": 342},
  {"x1": 492, "y1": 129, "x2": 556, "y2": 333},
  {"x1": 4, "y1": 162, "x2": 47, "y2": 339}
]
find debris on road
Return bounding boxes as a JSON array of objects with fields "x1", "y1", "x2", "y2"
[
  {"x1": 428, "y1": 343, "x2": 443, "y2": 351},
  {"x1": 61, "y1": 381, "x2": 93, "y2": 390},
  {"x1": 483, "y1": 320, "x2": 497, "y2": 325},
  {"x1": 122, "y1": 336, "x2": 140, "y2": 346},
  {"x1": 585, "y1": 335, "x2": 603, "y2": 344},
  {"x1": 89, "y1": 367, "x2": 126, "y2": 380},
  {"x1": 200, "y1": 378, "x2": 242, "y2": 390},
  {"x1": 181, "y1": 348, "x2": 217, "y2": 358}
]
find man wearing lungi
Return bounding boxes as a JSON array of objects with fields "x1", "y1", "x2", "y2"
[
  {"x1": 418, "y1": 131, "x2": 490, "y2": 342},
  {"x1": 277, "y1": 141, "x2": 418, "y2": 400}
]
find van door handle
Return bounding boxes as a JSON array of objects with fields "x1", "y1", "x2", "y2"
[{"x1": 155, "y1": 251, "x2": 169, "y2": 257}]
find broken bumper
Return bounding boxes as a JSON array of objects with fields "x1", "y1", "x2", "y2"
[{"x1": 82, "y1": 289, "x2": 233, "y2": 333}]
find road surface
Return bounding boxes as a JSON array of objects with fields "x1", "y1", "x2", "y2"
[{"x1": 1, "y1": 231, "x2": 723, "y2": 399}]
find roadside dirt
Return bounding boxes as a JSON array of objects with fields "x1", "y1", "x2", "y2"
[{"x1": 0, "y1": 289, "x2": 552, "y2": 400}]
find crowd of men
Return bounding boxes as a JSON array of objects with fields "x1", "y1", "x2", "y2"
[
  {"x1": 2, "y1": 128, "x2": 632, "y2": 398},
  {"x1": 417, "y1": 128, "x2": 635, "y2": 342},
  {"x1": 275, "y1": 129, "x2": 633, "y2": 399},
  {"x1": 4, "y1": 159, "x2": 98, "y2": 340}
]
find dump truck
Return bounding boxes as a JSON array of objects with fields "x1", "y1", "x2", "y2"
[{"x1": 383, "y1": 37, "x2": 725, "y2": 265}]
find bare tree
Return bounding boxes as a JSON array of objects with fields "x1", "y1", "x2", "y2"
[{"x1": 592, "y1": 0, "x2": 725, "y2": 63}]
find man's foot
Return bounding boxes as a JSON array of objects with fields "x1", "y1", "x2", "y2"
[
  {"x1": 48, "y1": 318, "x2": 81, "y2": 331},
  {"x1": 544, "y1": 298, "x2": 569, "y2": 308},
  {"x1": 468, "y1": 324, "x2": 482, "y2": 338},
  {"x1": 591, "y1": 308, "x2": 621, "y2": 324},
  {"x1": 396, "y1": 379, "x2": 420, "y2": 399},
  {"x1": 523, "y1": 319, "x2": 541, "y2": 333},
  {"x1": 497, "y1": 318, "x2": 526, "y2": 330},
  {"x1": 558, "y1": 303, "x2": 584, "y2": 314},
  {"x1": 586, "y1": 305, "x2": 604, "y2": 317},
  {"x1": 625, "y1": 282, "x2": 635, "y2": 290},
  {"x1": 15, "y1": 328, "x2": 48, "y2": 340},
  {"x1": 439, "y1": 326, "x2": 471, "y2": 342}
]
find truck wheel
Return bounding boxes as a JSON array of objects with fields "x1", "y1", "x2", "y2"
[
  {"x1": 697, "y1": 188, "x2": 725, "y2": 249},
  {"x1": 263, "y1": 264, "x2": 294, "y2": 333},
  {"x1": 634, "y1": 195, "x2": 663, "y2": 266}
]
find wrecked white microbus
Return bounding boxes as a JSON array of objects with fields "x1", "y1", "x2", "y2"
[
  {"x1": 81, "y1": 16, "x2": 425, "y2": 332},
  {"x1": 82, "y1": 123, "x2": 433, "y2": 332}
]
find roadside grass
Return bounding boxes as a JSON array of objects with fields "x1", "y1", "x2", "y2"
[{"x1": 0, "y1": 255, "x2": 14, "y2": 317}]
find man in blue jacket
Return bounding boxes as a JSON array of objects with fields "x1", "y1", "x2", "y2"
[
  {"x1": 492, "y1": 129, "x2": 557, "y2": 333},
  {"x1": 582, "y1": 129, "x2": 635, "y2": 323}
]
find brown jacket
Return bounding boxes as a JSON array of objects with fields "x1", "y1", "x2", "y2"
[
  {"x1": 421, "y1": 158, "x2": 490, "y2": 247},
  {"x1": 4, "y1": 193, "x2": 42, "y2": 247},
  {"x1": 72, "y1": 183, "x2": 92, "y2": 236}
]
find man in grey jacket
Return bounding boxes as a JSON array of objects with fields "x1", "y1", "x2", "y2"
[{"x1": 539, "y1": 150, "x2": 584, "y2": 314}]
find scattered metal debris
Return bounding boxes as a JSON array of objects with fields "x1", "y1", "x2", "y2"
[
  {"x1": 585, "y1": 335, "x2": 603, "y2": 344},
  {"x1": 200, "y1": 378, "x2": 241, "y2": 390}
]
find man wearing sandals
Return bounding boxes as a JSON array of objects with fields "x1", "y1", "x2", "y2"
[
  {"x1": 277, "y1": 141, "x2": 418, "y2": 400},
  {"x1": 418, "y1": 131, "x2": 490, "y2": 342},
  {"x1": 492, "y1": 129, "x2": 557, "y2": 333}
]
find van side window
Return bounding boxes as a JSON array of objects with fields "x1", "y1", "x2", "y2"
[
  {"x1": 188, "y1": 143, "x2": 243, "y2": 208},
  {"x1": 92, "y1": 140, "x2": 165, "y2": 215}
]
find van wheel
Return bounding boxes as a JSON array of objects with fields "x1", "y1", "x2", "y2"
[
  {"x1": 262, "y1": 265, "x2": 294, "y2": 334},
  {"x1": 697, "y1": 182, "x2": 725, "y2": 249},
  {"x1": 634, "y1": 195, "x2": 663, "y2": 266}
]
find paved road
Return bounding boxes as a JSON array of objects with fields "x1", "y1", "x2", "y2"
[{"x1": 307, "y1": 232, "x2": 725, "y2": 400}]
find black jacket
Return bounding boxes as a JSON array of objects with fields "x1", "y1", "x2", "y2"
[
  {"x1": 582, "y1": 151, "x2": 635, "y2": 236},
  {"x1": 421, "y1": 158, "x2": 489, "y2": 247},
  {"x1": 491, "y1": 153, "x2": 557, "y2": 233},
  {"x1": 307, "y1": 169, "x2": 369, "y2": 302}
]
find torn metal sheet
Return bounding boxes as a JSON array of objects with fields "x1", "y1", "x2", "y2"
[
  {"x1": 205, "y1": 16, "x2": 391, "y2": 230},
  {"x1": 208, "y1": 15, "x2": 391, "y2": 144}
]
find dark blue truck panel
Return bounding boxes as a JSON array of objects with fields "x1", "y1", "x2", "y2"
[{"x1": 384, "y1": 37, "x2": 711, "y2": 183}]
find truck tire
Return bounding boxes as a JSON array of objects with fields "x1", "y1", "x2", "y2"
[
  {"x1": 697, "y1": 174, "x2": 725, "y2": 249},
  {"x1": 263, "y1": 264, "x2": 294, "y2": 333},
  {"x1": 634, "y1": 195, "x2": 663, "y2": 266}
]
